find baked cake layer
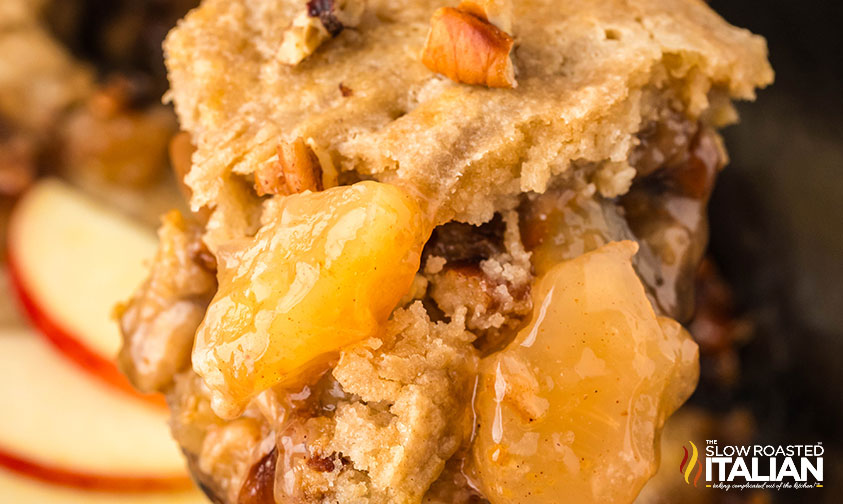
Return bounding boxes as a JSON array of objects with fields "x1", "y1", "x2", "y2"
[{"x1": 165, "y1": 0, "x2": 771, "y2": 240}]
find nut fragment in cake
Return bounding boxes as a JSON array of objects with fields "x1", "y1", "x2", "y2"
[
  {"x1": 421, "y1": 2, "x2": 516, "y2": 88},
  {"x1": 277, "y1": 0, "x2": 366, "y2": 66},
  {"x1": 118, "y1": 211, "x2": 217, "y2": 393},
  {"x1": 458, "y1": 0, "x2": 513, "y2": 33},
  {"x1": 254, "y1": 138, "x2": 324, "y2": 196}
]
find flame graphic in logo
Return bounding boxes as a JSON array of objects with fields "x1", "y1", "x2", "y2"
[{"x1": 679, "y1": 441, "x2": 703, "y2": 487}]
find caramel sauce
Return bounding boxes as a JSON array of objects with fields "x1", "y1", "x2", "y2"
[
  {"x1": 238, "y1": 449, "x2": 277, "y2": 504},
  {"x1": 469, "y1": 242, "x2": 698, "y2": 503},
  {"x1": 622, "y1": 124, "x2": 725, "y2": 321}
]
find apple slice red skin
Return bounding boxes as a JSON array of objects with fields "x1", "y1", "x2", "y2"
[
  {"x1": 6, "y1": 252, "x2": 167, "y2": 409},
  {"x1": 0, "y1": 450, "x2": 193, "y2": 493},
  {"x1": 0, "y1": 327, "x2": 193, "y2": 493}
]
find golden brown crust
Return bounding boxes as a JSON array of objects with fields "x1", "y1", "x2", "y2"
[{"x1": 165, "y1": 0, "x2": 771, "y2": 241}]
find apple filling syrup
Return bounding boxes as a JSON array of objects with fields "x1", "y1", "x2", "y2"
[{"x1": 120, "y1": 112, "x2": 720, "y2": 503}]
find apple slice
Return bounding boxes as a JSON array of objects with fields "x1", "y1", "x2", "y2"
[
  {"x1": 0, "y1": 328, "x2": 190, "y2": 491},
  {"x1": 6, "y1": 178, "x2": 162, "y2": 405},
  {"x1": 0, "y1": 467, "x2": 207, "y2": 503}
]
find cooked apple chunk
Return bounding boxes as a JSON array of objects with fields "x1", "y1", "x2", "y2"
[
  {"x1": 471, "y1": 241, "x2": 698, "y2": 504},
  {"x1": 193, "y1": 181, "x2": 429, "y2": 418}
]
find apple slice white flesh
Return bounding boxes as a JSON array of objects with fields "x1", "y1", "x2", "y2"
[
  {"x1": 0, "y1": 468, "x2": 207, "y2": 504},
  {"x1": 0, "y1": 328, "x2": 190, "y2": 491},
  {"x1": 6, "y1": 178, "x2": 161, "y2": 404}
]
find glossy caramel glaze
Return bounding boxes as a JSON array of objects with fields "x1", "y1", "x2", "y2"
[{"x1": 470, "y1": 242, "x2": 698, "y2": 504}]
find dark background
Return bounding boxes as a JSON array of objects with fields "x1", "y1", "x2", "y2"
[{"x1": 704, "y1": 1, "x2": 843, "y2": 501}]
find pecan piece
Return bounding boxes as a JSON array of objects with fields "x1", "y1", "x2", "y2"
[
  {"x1": 278, "y1": 0, "x2": 366, "y2": 66},
  {"x1": 421, "y1": 2, "x2": 516, "y2": 88},
  {"x1": 460, "y1": 0, "x2": 512, "y2": 33},
  {"x1": 254, "y1": 138, "x2": 324, "y2": 196}
]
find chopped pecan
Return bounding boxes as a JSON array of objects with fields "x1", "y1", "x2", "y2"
[
  {"x1": 254, "y1": 138, "x2": 324, "y2": 196},
  {"x1": 421, "y1": 2, "x2": 516, "y2": 88},
  {"x1": 430, "y1": 262, "x2": 531, "y2": 353},
  {"x1": 278, "y1": 0, "x2": 366, "y2": 65},
  {"x1": 278, "y1": 12, "x2": 331, "y2": 66},
  {"x1": 459, "y1": 0, "x2": 512, "y2": 33},
  {"x1": 117, "y1": 211, "x2": 217, "y2": 393},
  {"x1": 630, "y1": 115, "x2": 698, "y2": 178}
]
